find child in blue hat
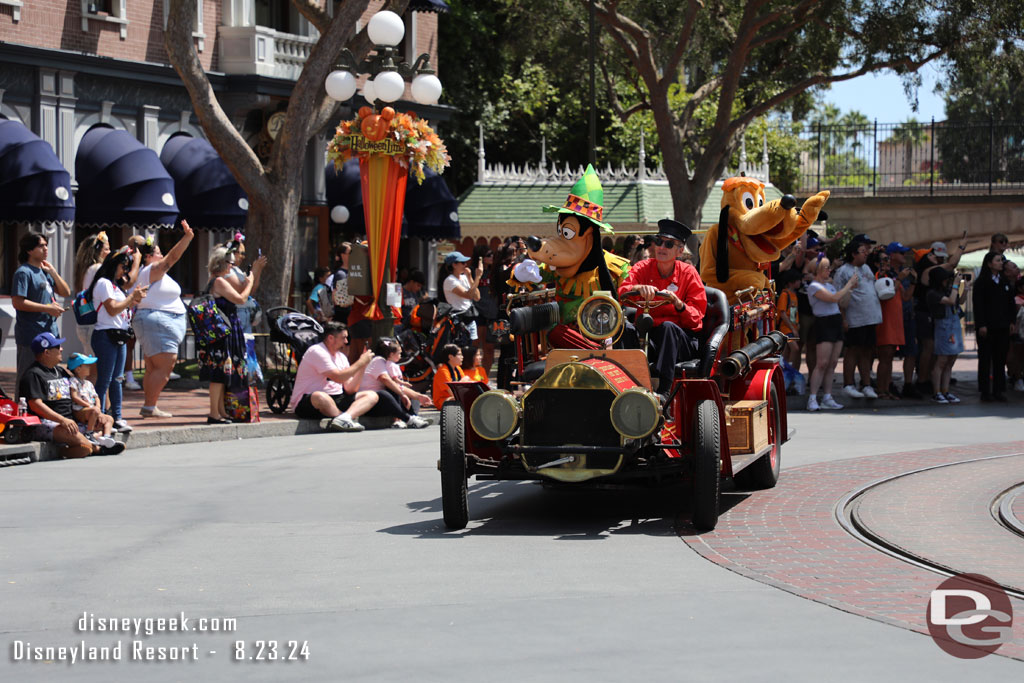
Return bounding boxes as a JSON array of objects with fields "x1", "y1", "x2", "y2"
[{"x1": 67, "y1": 353, "x2": 117, "y2": 447}]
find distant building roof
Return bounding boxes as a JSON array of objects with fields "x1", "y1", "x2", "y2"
[{"x1": 458, "y1": 129, "x2": 780, "y2": 238}]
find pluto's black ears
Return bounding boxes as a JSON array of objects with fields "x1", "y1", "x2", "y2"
[{"x1": 716, "y1": 205, "x2": 730, "y2": 283}]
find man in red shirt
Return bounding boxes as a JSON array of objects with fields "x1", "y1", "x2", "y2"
[{"x1": 618, "y1": 219, "x2": 707, "y2": 398}]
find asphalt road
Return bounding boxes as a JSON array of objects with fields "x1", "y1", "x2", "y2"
[{"x1": 1, "y1": 403, "x2": 1022, "y2": 681}]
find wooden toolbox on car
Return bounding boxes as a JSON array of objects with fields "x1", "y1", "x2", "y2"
[{"x1": 725, "y1": 400, "x2": 769, "y2": 454}]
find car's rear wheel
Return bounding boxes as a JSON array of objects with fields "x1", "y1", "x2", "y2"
[
  {"x1": 691, "y1": 399, "x2": 721, "y2": 531},
  {"x1": 735, "y1": 383, "x2": 782, "y2": 489},
  {"x1": 440, "y1": 400, "x2": 469, "y2": 530}
]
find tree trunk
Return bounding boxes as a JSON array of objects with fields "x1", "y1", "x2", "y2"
[{"x1": 245, "y1": 179, "x2": 301, "y2": 311}]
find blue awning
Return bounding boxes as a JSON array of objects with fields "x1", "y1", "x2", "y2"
[
  {"x1": 75, "y1": 126, "x2": 178, "y2": 229},
  {"x1": 410, "y1": 0, "x2": 449, "y2": 12},
  {"x1": 325, "y1": 159, "x2": 460, "y2": 240},
  {"x1": 404, "y1": 166, "x2": 460, "y2": 240},
  {"x1": 160, "y1": 134, "x2": 248, "y2": 231},
  {"x1": 0, "y1": 119, "x2": 74, "y2": 223}
]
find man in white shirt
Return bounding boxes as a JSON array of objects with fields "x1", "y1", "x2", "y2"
[{"x1": 288, "y1": 321, "x2": 378, "y2": 431}]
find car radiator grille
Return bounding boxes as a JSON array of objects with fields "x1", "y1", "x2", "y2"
[{"x1": 521, "y1": 389, "x2": 618, "y2": 447}]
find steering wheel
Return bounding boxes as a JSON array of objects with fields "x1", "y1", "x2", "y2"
[{"x1": 620, "y1": 288, "x2": 674, "y2": 313}]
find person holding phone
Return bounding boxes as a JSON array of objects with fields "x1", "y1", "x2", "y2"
[
  {"x1": 911, "y1": 231, "x2": 968, "y2": 394},
  {"x1": 130, "y1": 221, "x2": 194, "y2": 418},
  {"x1": 87, "y1": 247, "x2": 146, "y2": 433},
  {"x1": 442, "y1": 252, "x2": 483, "y2": 342}
]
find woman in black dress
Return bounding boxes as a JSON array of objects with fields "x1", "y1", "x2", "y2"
[{"x1": 199, "y1": 245, "x2": 266, "y2": 423}]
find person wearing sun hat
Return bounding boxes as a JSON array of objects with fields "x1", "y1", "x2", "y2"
[
  {"x1": 510, "y1": 164, "x2": 631, "y2": 349},
  {"x1": 618, "y1": 218, "x2": 707, "y2": 398}
]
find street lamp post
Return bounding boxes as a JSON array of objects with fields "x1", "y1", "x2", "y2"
[
  {"x1": 324, "y1": 10, "x2": 443, "y2": 108},
  {"x1": 323, "y1": 10, "x2": 446, "y2": 329}
]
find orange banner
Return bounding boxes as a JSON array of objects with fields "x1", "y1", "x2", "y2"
[{"x1": 359, "y1": 154, "x2": 408, "y2": 319}]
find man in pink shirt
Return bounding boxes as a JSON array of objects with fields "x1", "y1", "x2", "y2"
[
  {"x1": 288, "y1": 321, "x2": 378, "y2": 431},
  {"x1": 618, "y1": 219, "x2": 707, "y2": 399}
]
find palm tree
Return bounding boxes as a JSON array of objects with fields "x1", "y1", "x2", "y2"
[{"x1": 890, "y1": 118, "x2": 929, "y2": 184}]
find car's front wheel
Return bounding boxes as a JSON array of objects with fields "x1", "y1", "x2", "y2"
[{"x1": 440, "y1": 401, "x2": 469, "y2": 530}]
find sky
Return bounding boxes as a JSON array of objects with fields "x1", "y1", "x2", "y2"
[{"x1": 822, "y1": 62, "x2": 947, "y2": 124}]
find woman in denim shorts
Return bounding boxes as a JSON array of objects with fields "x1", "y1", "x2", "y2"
[{"x1": 130, "y1": 221, "x2": 194, "y2": 418}]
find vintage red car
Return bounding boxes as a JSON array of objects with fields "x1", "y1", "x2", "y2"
[{"x1": 438, "y1": 285, "x2": 787, "y2": 531}]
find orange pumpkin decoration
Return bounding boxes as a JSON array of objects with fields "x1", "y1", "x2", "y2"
[
  {"x1": 380, "y1": 107, "x2": 396, "y2": 121},
  {"x1": 358, "y1": 106, "x2": 373, "y2": 119},
  {"x1": 360, "y1": 114, "x2": 389, "y2": 142}
]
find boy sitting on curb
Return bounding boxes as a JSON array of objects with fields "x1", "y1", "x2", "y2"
[{"x1": 67, "y1": 353, "x2": 118, "y2": 449}]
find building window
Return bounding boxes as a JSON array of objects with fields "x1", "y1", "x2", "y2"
[
  {"x1": 255, "y1": 0, "x2": 292, "y2": 33},
  {"x1": 81, "y1": 0, "x2": 128, "y2": 39},
  {"x1": 161, "y1": 0, "x2": 205, "y2": 52},
  {"x1": 0, "y1": 0, "x2": 24, "y2": 22}
]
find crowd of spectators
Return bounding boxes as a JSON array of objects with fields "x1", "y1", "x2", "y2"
[
  {"x1": 6, "y1": 224, "x2": 1020, "y2": 453},
  {"x1": 773, "y1": 231, "x2": 1022, "y2": 410}
]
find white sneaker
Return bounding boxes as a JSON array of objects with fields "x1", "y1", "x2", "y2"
[
  {"x1": 861, "y1": 385, "x2": 878, "y2": 399},
  {"x1": 944, "y1": 392, "x2": 961, "y2": 404},
  {"x1": 820, "y1": 395, "x2": 844, "y2": 410},
  {"x1": 1014, "y1": 379, "x2": 1024, "y2": 392},
  {"x1": 931, "y1": 393, "x2": 949, "y2": 404},
  {"x1": 168, "y1": 372, "x2": 181, "y2": 381},
  {"x1": 390, "y1": 420, "x2": 408, "y2": 429},
  {"x1": 328, "y1": 415, "x2": 364, "y2": 432},
  {"x1": 842, "y1": 385, "x2": 865, "y2": 399},
  {"x1": 92, "y1": 433, "x2": 117, "y2": 448},
  {"x1": 406, "y1": 415, "x2": 430, "y2": 429},
  {"x1": 124, "y1": 376, "x2": 142, "y2": 391},
  {"x1": 113, "y1": 419, "x2": 133, "y2": 433},
  {"x1": 806, "y1": 396, "x2": 820, "y2": 412}
]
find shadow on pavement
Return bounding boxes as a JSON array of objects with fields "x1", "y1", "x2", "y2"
[{"x1": 388, "y1": 479, "x2": 753, "y2": 539}]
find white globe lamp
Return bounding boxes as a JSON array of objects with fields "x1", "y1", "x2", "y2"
[
  {"x1": 367, "y1": 11, "x2": 405, "y2": 47},
  {"x1": 331, "y1": 205, "x2": 351, "y2": 224},
  {"x1": 411, "y1": 73, "x2": 443, "y2": 105},
  {"x1": 373, "y1": 71, "x2": 406, "y2": 103},
  {"x1": 362, "y1": 80, "x2": 377, "y2": 104},
  {"x1": 325, "y1": 70, "x2": 357, "y2": 101}
]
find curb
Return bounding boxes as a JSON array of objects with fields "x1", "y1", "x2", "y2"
[{"x1": 0, "y1": 414, "x2": 435, "y2": 465}]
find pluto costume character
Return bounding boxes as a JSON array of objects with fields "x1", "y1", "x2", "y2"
[
  {"x1": 512, "y1": 164, "x2": 630, "y2": 349},
  {"x1": 699, "y1": 176, "x2": 829, "y2": 303}
]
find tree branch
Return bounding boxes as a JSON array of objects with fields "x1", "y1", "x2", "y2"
[
  {"x1": 664, "y1": 0, "x2": 702, "y2": 81},
  {"x1": 292, "y1": 0, "x2": 330, "y2": 33},
  {"x1": 164, "y1": 0, "x2": 268, "y2": 195}
]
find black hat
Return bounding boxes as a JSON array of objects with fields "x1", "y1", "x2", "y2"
[
  {"x1": 850, "y1": 233, "x2": 876, "y2": 245},
  {"x1": 656, "y1": 218, "x2": 692, "y2": 243}
]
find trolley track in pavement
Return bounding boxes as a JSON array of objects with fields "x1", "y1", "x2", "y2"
[{"x1": 836, "y1": 452, "x2": 1024, "y2": 601}]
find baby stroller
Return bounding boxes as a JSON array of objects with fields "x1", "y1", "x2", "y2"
[
  {"x1": 397, "y1": 300, "x2": 472, "y2": 392},
  {"x1": 0, "y1": 384, "x2": 41, "y2": 445},
  {"x1": 264, "y1": 306, "x2": 325, "y2": 413}
]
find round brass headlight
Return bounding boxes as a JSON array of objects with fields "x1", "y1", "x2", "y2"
[
  {"x1": 469, "y1": 390, "x2": 520, "y2": 440},
  {"x1": 609, "y1": 388, "x2": 661, "y2": 439},
  {"x1": 577, "y1": 294, "x2": 623, "y2": 341}
]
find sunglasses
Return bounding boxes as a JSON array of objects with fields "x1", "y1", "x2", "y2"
[{"x1": 652, "y1": 236, "x2": 679, "y2": 248}]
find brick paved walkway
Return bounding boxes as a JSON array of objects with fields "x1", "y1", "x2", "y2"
[
  {"x1": 680, "y1": 441, "x2": 1024, "y2": 661},
  {"x1": 852, "y1": 454, "x2": 1024, "y2": 593}
]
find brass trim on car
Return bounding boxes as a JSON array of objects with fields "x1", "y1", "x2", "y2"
[{"x1": 609, "y1": 387, "x2": 662, "y2": 439}]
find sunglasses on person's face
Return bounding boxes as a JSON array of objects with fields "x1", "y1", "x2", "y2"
[{"x1": 652, "y1": 237, "x2": 678, "y2": 248}]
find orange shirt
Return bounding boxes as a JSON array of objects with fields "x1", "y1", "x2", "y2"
[
  {"x1": 432, "y1": 363, "x2": 464, "y2": 410},
  {"x1": 465, "y1": 366, "x2": 488, "y2": 384},
  {"x1": 777, "y1": 289, "x2": 799, "y2": 335}
]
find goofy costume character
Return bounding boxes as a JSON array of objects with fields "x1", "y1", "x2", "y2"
[{"x1": 511, "y1": 165, "x2": 630, "y2": 349}]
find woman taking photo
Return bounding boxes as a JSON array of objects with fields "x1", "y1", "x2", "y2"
[
  {"x1": 73, "y1": 231, "x2": 110, "y2": 358},
  {"x1": 200, "y1": 246, "x2": 266, "y2": 423},
  {"x1": 928, "y1": 269, "x2": 966, "y2": 404},
  {"x1": 131, "y1": 221, "x2": 194, "y2": 418},
  {"x1": 805, "y1": 256, "x2": 858, "y2": 411},
  {"x1": 972, "y1": 251, "x2": 1016, "y2": 402},
  {"x1": 441, "y1": 252, "x2": 482, "y2": 342},
  {"x1": 87, "y1": 247, "x2": 146, "y2": 433}
]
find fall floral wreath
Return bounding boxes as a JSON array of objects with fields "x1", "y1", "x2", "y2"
[{"x1": 327, "y1": 106, "x2": 450, "y2": 184}]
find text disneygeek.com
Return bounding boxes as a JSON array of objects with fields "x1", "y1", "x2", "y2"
[{"x1": 9, "y1": 612, "x2": 309, "y2": 664}]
